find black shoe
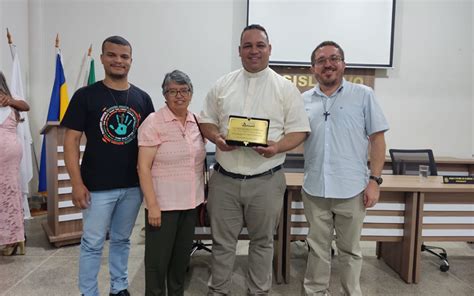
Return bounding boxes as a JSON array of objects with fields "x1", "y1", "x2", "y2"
[{"x1": 109, "y1": 289, "x2": 130, "y2": 296}]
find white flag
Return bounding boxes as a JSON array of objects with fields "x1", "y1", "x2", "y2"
[{"x1": 11, "y1": 48, "x2": 33, "y2": 219}]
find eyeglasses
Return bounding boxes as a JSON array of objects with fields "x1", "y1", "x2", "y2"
[
  {"x1": 314, "y1": 55, "x2": 344, "y2": 66},
  {"x1": 165, "y1": 89, "x2": 191, "y2": 97}
]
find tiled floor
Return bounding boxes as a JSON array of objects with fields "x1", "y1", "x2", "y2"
[{"x1": 1, "y1": 210, "x2": 473, "y2": 296}]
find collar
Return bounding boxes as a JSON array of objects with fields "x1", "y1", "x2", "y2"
[
  {"x1": 162, "y1": 105, "x2": 195, "y2": 123},
  {"x1": 101, "y1": 80, "x2": 130, "y2": 92},
  {"x1": 313, "y1": 78, "x2": 346, "y2": 98},
  {"x1": 243, "y1": 66, "x2": 270, "y2": 79}
]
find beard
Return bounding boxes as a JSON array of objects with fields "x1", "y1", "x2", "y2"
[
  {"x1": 317, "y1": 67, "x2": 340, "y2": 87},
  {"x1": 317, "y1": 75, "x2": 338, "y2": 88}
]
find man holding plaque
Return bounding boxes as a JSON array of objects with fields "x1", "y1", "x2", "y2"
[
  {"x1": 302, "y1": 41, "x2": 389, "y2": 296},
  {"x1": 199, "y1": 24, "x2": 310, "y2": 295}
]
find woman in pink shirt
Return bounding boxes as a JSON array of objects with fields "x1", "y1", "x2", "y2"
[{"x1": 137, "y1": 70, "x2": 206, "y2": 296}]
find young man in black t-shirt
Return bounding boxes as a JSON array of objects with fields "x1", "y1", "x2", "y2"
[{"x1": 62, "y1": 36, "x2": 154, "y2": 296}]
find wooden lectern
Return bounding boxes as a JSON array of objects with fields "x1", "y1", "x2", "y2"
[{"x1": 40, "y1": 121, "x2": 85, "y2": 247}]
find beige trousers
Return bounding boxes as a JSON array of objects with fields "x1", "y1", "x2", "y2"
[
  {"x1": 206, "y1": 170, "x2": 286, "y2": 295},
  {"x1": 302, "y1": 190, "x2": 366, "y2": 296}
]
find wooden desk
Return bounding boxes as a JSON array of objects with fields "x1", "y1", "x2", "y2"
[
  {"x1": 413, "y1": 176, "x2": 474, "y2": 283},
  {"x1": 282, "y1": 174, "x2": 474, "y2": 284},
  {"x1": 284, "y1": 174, "x2": 419, "y2": 284}
]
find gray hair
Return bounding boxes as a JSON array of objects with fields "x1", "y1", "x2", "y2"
[
  {"x1": 161, "y1": 70, "x2": 193, "y2": 95},
  {"x1": 0, "y1": 72, "x2": 12, "y2": 96}
]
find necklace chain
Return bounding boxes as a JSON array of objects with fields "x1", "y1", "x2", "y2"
[
  {"x1": 107, "y1": 85, "x2": 130, "y2": 111},
  {"x1": 322, "y1": 96, "x2": 337, "y2": 121}
]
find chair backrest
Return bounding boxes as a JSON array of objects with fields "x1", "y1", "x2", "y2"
[{"x1": 389, "y1": 149, "x2": 438, "y2": 176}]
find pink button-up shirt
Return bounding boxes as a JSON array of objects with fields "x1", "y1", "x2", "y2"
[{"x1": 138, "y1": 106, "x2": 206, "y2": 211}]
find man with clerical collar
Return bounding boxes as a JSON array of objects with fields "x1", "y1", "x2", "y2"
[
  {"x1": 199, "y1": 24, "x2": 310, "y2": 295},
  {"x1": 62, "y1": 35, "x2": 154, "y2": 296},
  {"x1": 302, "y1": 41, "x2": 389, "y2": 296}
]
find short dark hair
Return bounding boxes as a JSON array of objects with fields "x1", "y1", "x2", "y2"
[
  {"x1": 161, "y1": 70, "x2": 193, "y2": 95},
  {"x1": 311, "y1": 41, "x2": 345, "y2": 65},
  {"x1": 101, "y1": 35, "x2": 132, "y2": 54},
  {"x1": 240, "y1": 24, "x2": 269, "y2": 43}
]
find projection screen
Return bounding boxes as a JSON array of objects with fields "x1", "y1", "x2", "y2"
[{"x1": 247, "y1": 0, "x2": 396, "y2": 68}]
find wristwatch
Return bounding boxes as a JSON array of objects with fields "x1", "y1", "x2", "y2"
[{"x1": 369, "y1": 175, "x2": 383, "y2": 185}]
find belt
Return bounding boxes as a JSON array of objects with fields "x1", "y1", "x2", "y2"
[{"x1": 213, "y1": 163, "x2": 282, "y2": 180}]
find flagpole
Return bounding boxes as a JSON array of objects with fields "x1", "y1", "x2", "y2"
[
  {"x1": 74, "y1": 44, "x2": 92, "y2": 91},
  {"x1": 55, "y1": 33, "x2": 61, "y2": 55},
  {"x1": 38, "y1": 32, "x2": 71, "y2": 193},
  {"x1": 84, "y1": 44, "x2": 93, "y2": 86},
  {"x1": 74, "y1": 49, "x2": 88, "y2": 91},
  {"x1": 7, "y1": 28, "x2": 15, "y2": 59}
]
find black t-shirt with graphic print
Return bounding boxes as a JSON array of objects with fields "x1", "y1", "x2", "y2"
[{"x1": 61, "y1": 81, "x2": 155, "y2": 191}]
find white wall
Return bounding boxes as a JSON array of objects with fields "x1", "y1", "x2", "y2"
[
  {"x1": 375, "y1": 0, "x2": 473, "y2": 158},
  {"x1": 29, "y1": 0, "x2": 244, "y2": 154},
  {"x1": 0, "y1": 0, "x2": 29, "y2": 93},
  {"x1": 0, "y1": 0, "x2": 473, "y2": 192},
  {"x1": 2, "y1": 0, "x2": 247, "y2": 179}
]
